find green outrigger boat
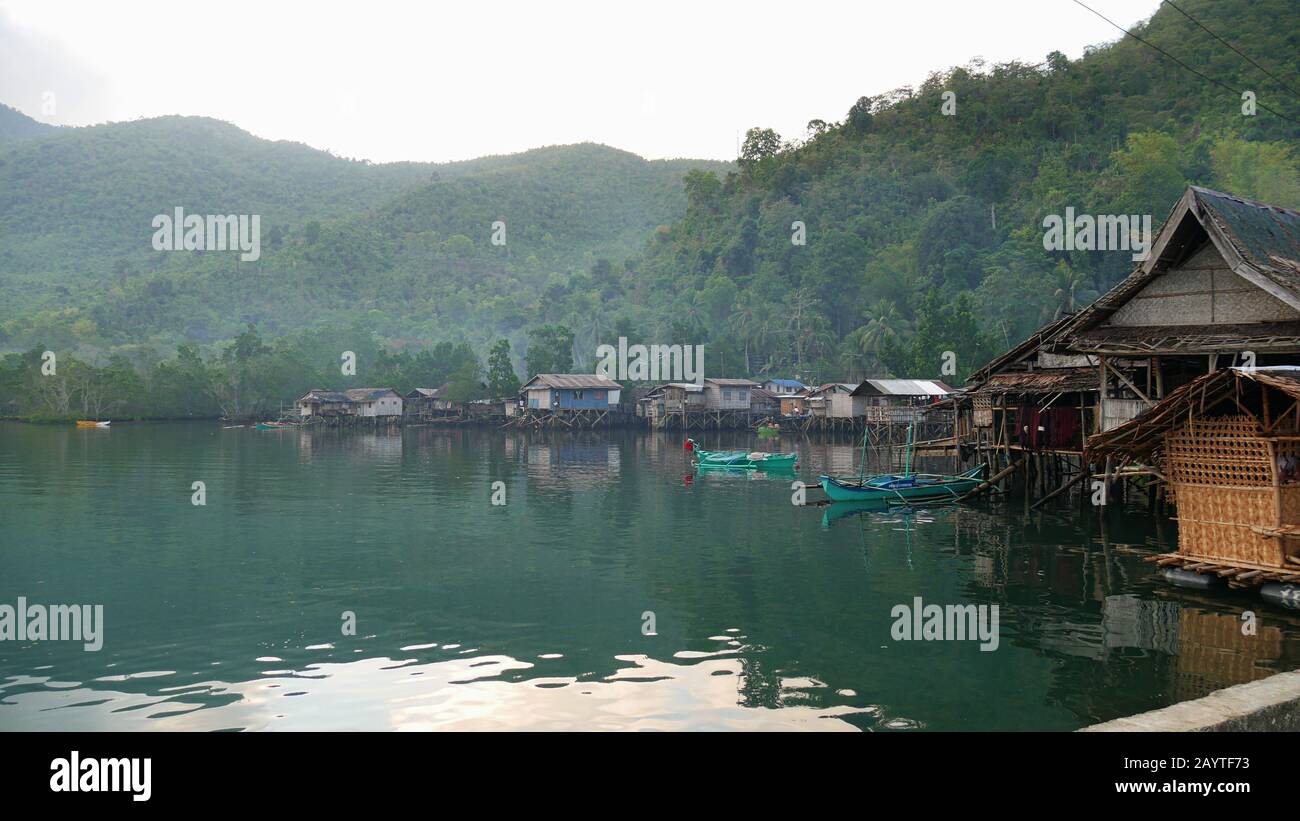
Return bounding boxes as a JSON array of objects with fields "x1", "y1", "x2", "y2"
[
  {"x1": 819, "y1": 464, "x2": 986, "y2": 503},
  {"x1": 687, "y1": 439, "x2": 798, "y2": 470},
  {"x1": 819, "y1": 422, "x2": 985, "y2": 503}
]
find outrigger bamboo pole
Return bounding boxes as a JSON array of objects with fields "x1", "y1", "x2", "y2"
[
  {"x1": 956, "y1": 457, "x2": 1023, "y2": 502},
  {"x1": 1029, "y1": 467, "x2": 1088, "y2": 511}
]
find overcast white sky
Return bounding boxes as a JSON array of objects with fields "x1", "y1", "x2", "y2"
[{"x1": 0, "y1": 0, "x2": 1163, "y2": 164}]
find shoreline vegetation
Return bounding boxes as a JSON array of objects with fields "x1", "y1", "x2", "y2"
[{"x1": 0, "y1": 323, "x2": 572, "y2": 424}]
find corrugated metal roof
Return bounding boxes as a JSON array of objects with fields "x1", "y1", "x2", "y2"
[
  {"x1": 809, "y1": 382, "x2": 856, "y2": 395},
  {"x1": 855, "y1": 379, "x2": 953, "y2": 396},
  {"x1": 299, "y1": 389, "x2": 350, "y2": 403},
  {"x1": 523, "y1": 374, "x2": 623, "y2": 390},
  {"x1": 345, "y1": 388, "x2": 400, "y2": 401},
  {"x1": 705, "y1": 378, "x2": 758, "y2": 386}
]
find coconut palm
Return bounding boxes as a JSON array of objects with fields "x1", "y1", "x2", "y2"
[
  {"x1": 783, "y1": 287, "x2": 821, "y2": 373},
  {"x1": 1048, "y1": 264, "x2": 1098, "y2": 320},
  {"x1": 849, "y1": 299, "x2": 911, "y2": 366}
]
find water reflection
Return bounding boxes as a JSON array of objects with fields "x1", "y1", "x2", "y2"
[{"x1": 2, "y1": 422, "x2": 1300, "y2": 731}]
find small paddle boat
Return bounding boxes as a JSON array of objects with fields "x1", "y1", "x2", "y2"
[{"x1": 75, "y1": 420, "x2": 110, "y2": 428}]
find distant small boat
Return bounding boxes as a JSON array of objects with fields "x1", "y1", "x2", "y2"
[
  {"x1": 687, "y1": 438, "x2": 797, "y2": 470},
  {"x1": 75, "y1": 420, "x2": 110, "y2": 428},
  {"x1": 255, "y1": 422, "x2": 294, "y2": 430}
]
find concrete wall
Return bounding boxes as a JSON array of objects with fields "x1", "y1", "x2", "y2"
[{"x1": 1081, "y1": 668, "x2": 1300, "y2": 731}]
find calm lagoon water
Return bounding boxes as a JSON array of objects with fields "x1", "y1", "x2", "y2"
[{"x1": 2, "y1": 421, "x2": 1298, "y2": 731}]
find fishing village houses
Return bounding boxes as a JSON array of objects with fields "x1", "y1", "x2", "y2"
[
  {"x1": 296, "y1": 387, "x2": 404, "y2": 425},
  {"x1": 953, "y1": 186, "x2": 1300, "y2": 600},
  {"x1": 285, "y1": 185, "x2": 1300, "y2": 604},
  {"x1": 509, "y1": 373, "x2": 624, "y2": 428}
]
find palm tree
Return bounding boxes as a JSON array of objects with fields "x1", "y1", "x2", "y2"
[
  {"x1": 849, "y1": 299, "x2": 911, "y2": 367},
  {"x1": 728, "y1": 292, "x2": 763, "y2": 373},
  {"x1": 1048, "y1": 265, "x2": 1097, "y2": 321},
  {"x1": 783, "y1": 287, "x2": 821, "y2": 373}
]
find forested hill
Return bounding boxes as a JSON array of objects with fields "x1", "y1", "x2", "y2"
[
  {"x1": 2, "y1": 0, "x2": 1299, "y2": 394},
  {"x1": 0, "y1": 103, "x2": 58, "y2": 147},
  {"x1": 619, "y1": 0, "x2": 1300, "y2": 382},
  {"x1": 0, "y1": 115, "x2": 438, "y2": 274},
  {"x1": 0, "y1": 115, "x2": 731, "y2": 352}
]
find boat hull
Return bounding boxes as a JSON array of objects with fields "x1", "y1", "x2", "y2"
[
  {"x1": 694, "y1": 452, "x2": 797, "y2": 470},
  {"x1": 818, "y1": 466, "x2": 985, "y2": 503}
]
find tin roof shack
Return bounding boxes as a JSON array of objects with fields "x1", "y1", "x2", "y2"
[
  {"x1": 808, "y1": 383, "x2": 856, "y2": 418},
  {"x1": 405, "y1": 387, "x2": 439, "y2": 417},
  {"x1": 703, "y1": 378, "x2": 756, "y2": 411},
  {"x1": 641, "y1": 382, "x2": 705, "y2": 424},
  {"x1": 1087, "y1": 368, "x2": 1300, "y2": 586},
  {"x1": 762, "y1": 378, "x2": 808, "y2": 396},
  {"x1": 297, "y1": 389, "x2": 353, "y2": 418},
  {"x1": 521, "y1": 374, "x2": 622, "y2": 409},
  {"x1": 778, "y1": 392, "x2": 809, "y2": 417},
  {"x1": 405, "y1": 384, "x2": 469, "y2": 418},
  {"x1": 750, "y1": 386, "x2": 780, "y2": 416},
  {"x1": 849, "y1": 379, "x2": 953, "y2": 422},
  {"x1": 345, "y1": 388, "x2": 403, "y2": 417}
]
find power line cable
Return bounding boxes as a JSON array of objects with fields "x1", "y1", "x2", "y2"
[
  {"x1": 1161, "y1": 0, "x2": 1300, "y2": 103},
  {"x1": 1069, "y1": 0, "x2": 1300, "y2": 127}
]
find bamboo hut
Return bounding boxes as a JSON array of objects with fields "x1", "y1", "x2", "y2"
[{"x1": 1087, "y1": 367, "x2": 1300, "y2": 585}]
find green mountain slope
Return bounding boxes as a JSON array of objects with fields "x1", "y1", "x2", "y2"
[
  {"x1": 0, "y1": 118, "x2": 730, "y2": 350},
  {"x1": 2, "y1": 0, "x2": 1297, "y2": 391},
  {"x1": 0, "y1": 115, "x2": 436, "y2": 274},
  {"x1": 0, "y1": 103, "x2": 58, "y2": 147},
  {"x1": 612, "y1": 0, "x2": 1300, "y2": 380}
]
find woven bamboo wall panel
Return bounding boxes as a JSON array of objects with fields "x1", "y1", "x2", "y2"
[
  {"x1": 1174, "y1": 485, "x2": 1284, "y2": 567},
  {"x1": 973, "y1": 395, "x2": 993, "y2": 427},
  {"x1": 1165, "y1": 416, "x2": 1272, "y2": 487},
  {"x1": 1279, "y1": 486, "x2": 1300, "y2": 521}
]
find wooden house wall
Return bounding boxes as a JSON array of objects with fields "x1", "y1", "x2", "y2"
[
  {"x1": 705, "y1": 385, "x2": 751, "y2": 410},
  {"x1": 526, "y1": 388, "x2": 552, "y2": 409},
  {"x1": 830, "y1": 393, "x2": 867, "y2": 418}
]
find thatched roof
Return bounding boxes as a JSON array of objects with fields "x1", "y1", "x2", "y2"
[
  {"x1": 1085, "y1": 367, "x2": 1300, "y2": 459},
  {"x1": 968, "y1": 187, "x2": 1300, "y2": 381},
  {"x1": 975, "y1": 368, "x2": 1097, "y2": 395},
  {"x1": 966, "y1": 312, "x2": 1078, "y2": 386}
]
